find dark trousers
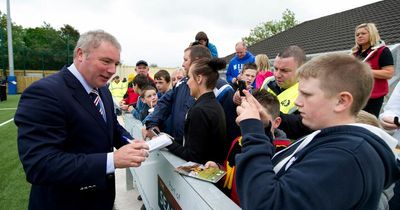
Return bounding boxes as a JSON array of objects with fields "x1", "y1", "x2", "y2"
[{"x1": 363, "y1": 96, "x2": 384, "y2": 118}]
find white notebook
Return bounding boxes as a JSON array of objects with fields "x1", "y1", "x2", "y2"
[{"x1": 146, "y1": 133, "x2": 173, "y2": 152}]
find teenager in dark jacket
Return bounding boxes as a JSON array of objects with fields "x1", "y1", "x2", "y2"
[
  {"x1": 235, "y1": 53, "x2": 400, "y2": 210},
  {"x1": 167, "y1": 58, "x2": 227, "y2": 164}
]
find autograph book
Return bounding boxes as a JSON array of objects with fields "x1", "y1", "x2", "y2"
[{"x1": 175, "y1": 161, "x2": 226, "y2": 183}]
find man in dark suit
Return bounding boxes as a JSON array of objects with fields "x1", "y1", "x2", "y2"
[{"x1": 15, "y1": 30, "x2": 149, "y2": 210}]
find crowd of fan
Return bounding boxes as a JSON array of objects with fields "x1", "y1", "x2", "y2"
[{"x1": 108, "y1": 26, "x2": 400, "y2": 210}]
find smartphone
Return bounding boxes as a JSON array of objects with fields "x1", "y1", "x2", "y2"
[
  {"x1": 238, "y1": 80, "x2": 246, "y2": 96},
  {"x1": 151, "y1": 127, "x2": 161, "y2": 136}
]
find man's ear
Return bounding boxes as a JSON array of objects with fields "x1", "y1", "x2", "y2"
[
  {"x1": 335, "y1": 91, "x2": 353, "y2": 112},
  {"x1": 76, "y1": 48, "x2": 84, "y2": 62}
]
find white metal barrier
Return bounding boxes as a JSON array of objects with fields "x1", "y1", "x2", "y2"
[{"x1": 122, "y1": 114, "x2": 241, "y2": 210}]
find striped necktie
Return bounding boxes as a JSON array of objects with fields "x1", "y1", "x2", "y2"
[{"x1": 89, "y1": 88, "x2": 105, "y2": 121}]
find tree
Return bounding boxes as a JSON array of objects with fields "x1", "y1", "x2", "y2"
[
  {"x1": 60, "y1": 24, "x2": 80, "y2": 65},
  {"x1": 243, "y1": 9, "x2": 299, "y2": 46},
  {"x1": 0, "y1": 10, "x2": 80, "y2": 70}
]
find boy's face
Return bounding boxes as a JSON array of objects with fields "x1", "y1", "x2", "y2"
[
  {"x1": 295, "y1": 77, "x2": 337, "y2": 130},
  {"x1": 141, "y1": 89, "x2": 158, "y2": 107},
  {"x1": 242, "y1": 68, "x2": 257, "y2": 86},
  {"x1": 155, "y1": 77, "x2": 170, "y2": 94}
]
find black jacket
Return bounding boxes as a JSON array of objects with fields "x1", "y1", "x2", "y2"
[{"x1": 168, "y1": 92, "x2": 227, "y2": 164}]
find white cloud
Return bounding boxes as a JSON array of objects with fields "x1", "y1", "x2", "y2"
[{"x1": 1, "y1": 0, "x2": 381, "y2": 67}]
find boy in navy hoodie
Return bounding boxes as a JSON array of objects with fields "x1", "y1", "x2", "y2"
[{"x1": 235, "y1": 53, "x2": 400, "y2": 210}]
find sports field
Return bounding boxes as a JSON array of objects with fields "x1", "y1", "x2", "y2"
[{"x1": 0, "y1": 95, "x2": 30, "y2": 210}]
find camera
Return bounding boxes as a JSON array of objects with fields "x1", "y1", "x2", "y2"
[{"x1": 238, "y1": 80, "x2": 246, "y2": 96}]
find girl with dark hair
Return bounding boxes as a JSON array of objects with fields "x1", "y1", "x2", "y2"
[
  {"x1": 195, "y1": 31, "x2": 219, "y2": 58},
  {"x1": 167, "y1": 58, "x2": 227, "y2": 164}
]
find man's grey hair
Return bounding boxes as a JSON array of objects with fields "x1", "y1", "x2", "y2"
[{"x1": 73, "y1": 30, "x2": 121, "y2": 57}]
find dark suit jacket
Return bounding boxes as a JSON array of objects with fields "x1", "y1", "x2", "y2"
[{"x1": 15, "y1": 66, "x2": 131, "y2": 210}]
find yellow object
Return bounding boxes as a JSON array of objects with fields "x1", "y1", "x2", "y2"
[
  {"x1": 108, "y1": 80, "x2": 127, "y2": 102},
  {"x1": 127, "y1": 73, "x2": 135, "y2": 82},
  {"x1": 260, "y1": 76, "x2": 299, "y2": 114}
]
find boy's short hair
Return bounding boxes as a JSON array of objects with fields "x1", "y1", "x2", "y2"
[
  {"x1": 253, "y1": 89, "x2": 280, "y2": 119},
  {"x1": 296, "y1": 53, "x2": 373, "y2": 115},
  {"x1": 242, "y1": 63, "x2": 257, "y2": 73},
  {"x1": 154, "y1": 69, "x2": 171, "y2": 83},
  {"x1": 140, "y1": 85, "x2": 157, "y2": 98},
  {"x1": 133, "y1": 74, "x2": 150, "y2": 90}
]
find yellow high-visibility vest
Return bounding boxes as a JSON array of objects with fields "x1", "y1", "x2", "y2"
[
  {"x1": 108, "y1": 81, "x2": 127, "y2": 102},
  {"x1": 260, "y1": 77, "x2": 299, "y2": 114}
]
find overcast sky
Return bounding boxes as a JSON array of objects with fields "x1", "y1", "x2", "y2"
[{"x1": 1, "y1": 0, "x2": 381, "y2": 67}]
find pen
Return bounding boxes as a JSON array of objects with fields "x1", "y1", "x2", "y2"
[{"x1": 122, "y1": 136, "x2": 133, "y2": 144}]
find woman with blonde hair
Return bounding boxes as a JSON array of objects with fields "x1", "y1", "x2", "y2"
[
  {"x1": 255, "y1": 54, "x2": 273, "y2": 89},
  {"x1": 352, "y1": 23, "x2": 394, "y2": 117}
]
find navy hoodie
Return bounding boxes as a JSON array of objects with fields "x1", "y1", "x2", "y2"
[{"x1": 236, "y1": 119, "x2": 400, "y2": 210}]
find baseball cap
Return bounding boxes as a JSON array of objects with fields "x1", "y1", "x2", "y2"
[{"x1": 136, "y1": 60, "x2": 148, "y2": 66}]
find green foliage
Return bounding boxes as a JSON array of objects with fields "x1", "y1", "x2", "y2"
[
  {"x1": 0, "y1": 11, "x2": 80, "y2": 70},
  {"x1": 243, "y1": 9, "x2": 299, "y2": 46},
  {"x1": 0, "y1": 95, "x2": 30, "y2": 210}
]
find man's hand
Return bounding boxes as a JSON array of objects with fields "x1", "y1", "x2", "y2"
[
  {"x1": 236, "y1": 90, "x2": 267, "y2": 125},
  {"x1": 114, "y1": 140, "x2": 149, "y2": 168},
  {"x1": 381, "y1": 116, "x2": 399, "y2": 130}
]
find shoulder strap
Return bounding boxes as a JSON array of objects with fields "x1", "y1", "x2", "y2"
[{"x1": 273, "y1": 130, "x2": 321, "y2": 173}]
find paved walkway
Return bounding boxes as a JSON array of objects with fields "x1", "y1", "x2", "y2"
[
  {"x1": 114, "y1": 168, "x2": 143, "y2": 210},
  {"x1": 115, "y1": 115, "x2": 144, "y2": 210}
]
